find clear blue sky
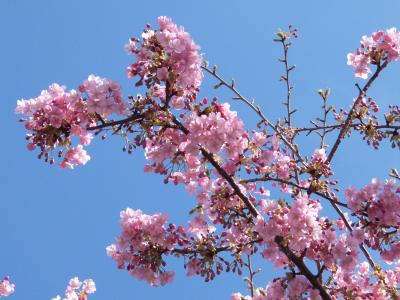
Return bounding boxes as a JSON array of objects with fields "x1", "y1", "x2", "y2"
[{"x1": 1, "y1": 0, "x2": 400, "y2": 299}]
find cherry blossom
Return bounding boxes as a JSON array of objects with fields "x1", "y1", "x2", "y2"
[
  {"x1": 106, "y1": 208, "x2": 185, "y2": 286},
  {"x1": 347, "y1": 27, "x2": 400, "y2": 79},
  {"x1": 16, "y1": 75, "x2": 127, "y2": 168},
  {"x1": 126, "y1": 16, "x2": 202, "y2": 108},
  {"x1": 51, "y1": 277, "x2": 96, "y2": 300},
  {"x1": 79, "y1": 74, "x2": 127, "y2": 116},
  {"x1": 0, "y1": 276, "x2": 15, "y2": 297}
]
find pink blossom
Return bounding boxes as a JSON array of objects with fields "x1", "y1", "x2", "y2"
[
  {"x1": 107, "y1": 208, "x2": 185, "y2": 286},
  {"x1": 79, "y1": 74, "x2": 127, "y2": 116},
  {"x1": 159, "y1": 271, "x2": 174, "y2": 286},
  {"x1": 347, "y1": 50, "x2": 371, "y2": 79},
  {"x1": 16, "y1": 74, "x2": 127, "y2": 168},
  {"x1": 348, "y1": 28, "x2": 400, "y2": 78},
  {"x1": 184, "y1": 103, "x2": 248, "y2": 159},
  {"x1": 52, "y1": 277, "x2": 96, "y2": 300},
  {"x1": 0, "y1": 276, "x2": 15, "y2": 297},
  {"x1": 60, "y1": 145, "x2": 90, "y2": 169},
  {"x1": 126, "y1": 16, "x2": 202, "y2": 105},
  {"x1": 82, "y1": 279, "x2": 96, "y2": 294},
  {"x1": 186, "y1": 259, "x2": 202, "y2": 276},
  {"x1": 287, "y1": 275, "x2": 310, "y2": 298},
  {"x1": 252, "y1": 131, "x2": 267, "y2": 147},
  {"x1": 310, "y1": 148, "x2": 332, "y2": 177}
]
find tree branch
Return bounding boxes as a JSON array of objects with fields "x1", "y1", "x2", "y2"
[
  {"x1": 240, "y1": 176, "x2": 348, "y2": 207},
  {"x1": 327, "y1": 61, "x2": 388, "y2": 163},
  {"x1": 275, "y1": 236, "x2": 331, "y2": 300}
]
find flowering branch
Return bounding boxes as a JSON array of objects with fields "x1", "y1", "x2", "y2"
[{"x1": 15, "y1": 17, "x2": 400, "y2": 300}]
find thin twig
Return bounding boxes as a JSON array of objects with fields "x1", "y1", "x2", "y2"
[
  {"x1": 246, "y1": 255, "x2": 255, "y2": 297},
  {"x1": 240, "y1": 176, "x2": 348, "y2": 207},
  {"x1": 295, "y1": 123, "x2": 399, "y2": 134}
]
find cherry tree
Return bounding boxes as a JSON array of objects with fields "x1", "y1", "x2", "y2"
[{"x1": 12, "y1": 16, "x2": 400, "y2": 299}]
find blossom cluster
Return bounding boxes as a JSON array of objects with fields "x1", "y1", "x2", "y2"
[
  {"x1": 347, "y1": 27, "x2": 400, "y2": 78},
  {"x1": 309, "y1": 148, "x2": 333, "y2": 177},
  {"x1": 126, "y1": 16, "x2": 202, "y2": 108},
  {"x1": 231, "y1": 276, "x2": 321, "y2": 300},
  {"x1": 346, "y1": 179, "x2": 400, "y2": 262},
  {"x1": 79, "y1": 74, "x2": 127, "y2": 116},
  {"x1": 16, "y1": 75, "x2": 126, "y2": 168},
  {"x1": 329, "y1": 262, "x2": 399, "y2": 299},
  {"x1": 144, "y1": 100, "x2": 248, "y2": 164},
  {"x1": 143, "y1": 100, "x2": 248, "y2": 171},
  {"x1": 0, "y1": 276, "x2": 14, "y2": 297},
  {"x1": 245, "y1": 134, "x2": 297, "y2": 181},
  {"x1": 233, "y1": 261, "x2": 400, "y2": 300},
  {"x1": 184, "y1": 102, "x2": 248, "y2": 159},
  {"x1": 106, "y1": 208, "x2": 186, "y2": 286},
  {"x1": 255, "y1": 194, "x2": 361, "y2": 272},
  {"x1": 51, "y1": 277, "x2": 96, "y2": 300}
]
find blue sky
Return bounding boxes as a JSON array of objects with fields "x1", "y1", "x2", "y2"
[{"x1": 1, "y1": 0, "x2": 400, "y2": 299}]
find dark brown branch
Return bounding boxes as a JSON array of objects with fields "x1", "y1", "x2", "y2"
[
  {"x1": 200, "y1": 148, "x2": 259, "y2": 217},
  {"x1": 87, "y1": 113, "x2": 143, "y2": 131},
  {"x1": 170, "y1": 116, "x2": 260, "y2": 217},
  {"x1": 275, "y1": 236, "x2": 331, "y2": 300},
  {"x1": 327, "y1": 61, "x2": 388, "y2": 163}
]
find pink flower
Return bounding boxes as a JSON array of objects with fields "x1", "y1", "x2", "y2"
[
  {"x1": 231, "y1": 293, "x2": 243, "y2": 300},
  {"x1": 68, "y1": 277, "x2": 81, "y2": 290},
  {"x1": 156, "y1": 67, "x2": 169, "y2": 81},
  {"x1": 52, "y1": 277, "x2": 95, "y2": 300},
  {"x1": 16, "y1": 74, "x2": 126, "y2": 168},
  {"x1": 126, "y1": 16, "x2": 202, "y2": 104},
  {"x1": 107, "y1": 208, "x2": 183, "y2": 286},
  {"x1": 347, "y1": 50, "x2": 371, "y2": 79},
  {"x1": 0, "y1": 276, "x2": 15, "y2": 297},
  {"x1": 159, "y1": 271, "x2": 174, "y2": 286},
  {"x1": 81, "y1": 74, "x2": 127, "y2": 116},
  {"x1": 311, "y1": 148, "x2": 327, "y2": 162},
  {"x1": 252, "y1": 131, "x2": 267, "y2": 147},
  {"x1": 82, "y1": 279, "x2": 96, "y2": 294},
  {"x1": 348, "y1": 28, "x2": 400, "y2": 78},
  {"x1": 60, "y1": 145, "x2": 90, "y2": 169},
  {"x1": 287, "y1": 276, "x2": 310, "y2": 298}
]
